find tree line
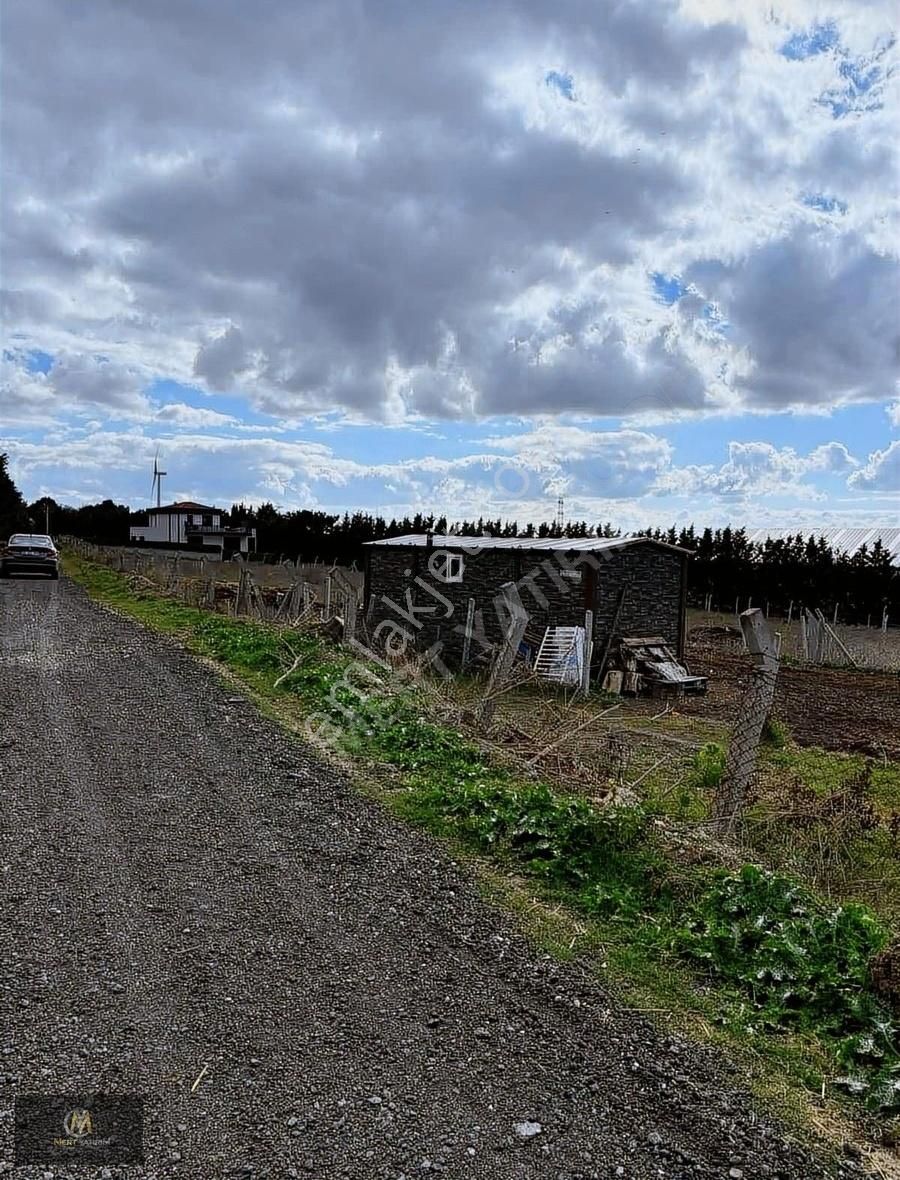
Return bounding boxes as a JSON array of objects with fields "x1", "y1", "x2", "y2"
[
  {"x1": 1, "y1": 455, "x2": 895, "y2": 625},
  {"x1": 633, "y1": 524, "x2": 896, "y2": 625}
]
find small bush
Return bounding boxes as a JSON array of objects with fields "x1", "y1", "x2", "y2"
[
  {"x1": 412, "y1": 770, "x2": 660, "y2": 913},
  {"x1": 762, "y1": 716, "x2": 789, "y2": 748},
  {"x1": 687, "y1": 742, "x2": 727, "y2": 792}
]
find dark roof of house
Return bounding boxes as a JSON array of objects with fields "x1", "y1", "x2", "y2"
[
  {"x1": 148, "y1": 502, "x2": 222, "y2": 515},
  {"x1": 364, "y1": 533, "x2": 691, "y2": 556}
]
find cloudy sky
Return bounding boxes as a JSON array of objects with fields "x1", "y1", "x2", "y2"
[{"x1": 1, "y1": 0, "x2": 898, "y2": 529}]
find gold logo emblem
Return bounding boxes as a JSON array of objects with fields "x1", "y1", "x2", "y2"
[{"x1": 63, "y1": 1109, "x2": 93, "y2": 1138}]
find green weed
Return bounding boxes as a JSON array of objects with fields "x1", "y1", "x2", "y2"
[
  {"x1": 686, "y1": 741, "x2": 727, "y2": 792},
  {"x1": 762, "y1": 716, "x2": 790, "y2": 748},
  {"x1": 676, "y1": 865, "x2": 899, "y2": 1109}
]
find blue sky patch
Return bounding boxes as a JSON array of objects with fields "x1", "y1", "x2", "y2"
[
  {"x1": 7, "y1": 346, "x2": 56, "y2": 370},
  {"x1": 29, "y1": 350, "x2": 53, "y2": 373},
  {"x1": 802, "y1": 193, "x2": 848, "y2": 215},
  {"x1": 545, "y1": 70, "x2": 575, "y2": 100},
  {"x1": 146, "y1": 378, "x2": 280, "y2": 427},
  {"x1": 817, "y1": 37, "x2": 893, "y2": 118},
  {"x1": 702, "y1": 303, "x2": 729, "y2": 334},
  {"x1": 839, "y1": 55, "x2": 883, "y2": 93},
  {"x1": 650, "y1": 273, "x2": 685, "y2": 304},
  {"x1": 780, "y1": 22, "x2": 839, "y2": 61}
]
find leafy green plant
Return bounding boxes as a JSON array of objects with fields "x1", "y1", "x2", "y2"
[
  {"x1": 687, "y1": 742, "x2": 727, "y2": 792},
  {"x1": 411, "y1": 766, "x2": 662, "y2": 917},
  {"x1": 762, "y1": 716, "x2": 789, "y2": 748},
  {"x1": 676, "y1": 865, "x2": 899, "y2": 1107}
]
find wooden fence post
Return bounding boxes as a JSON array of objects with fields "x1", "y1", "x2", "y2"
[
  {"x1": 581, "y1": 610, "x2": 594, "y2": 696},
  {"x1": 344, "y1": 589, "x2": 358, "y2": 643},
  {"x1": 711, "y1": 609, "x2": 780, "y2": 839},
  {"x1": 817, "y1": 609, "x2": 858, "y2": 668},
  {"x1": 461, "y1": 597, "x2": 476, "y2": 671},
  {"x1": 235, "y1": 568, "x2": 249, "y2": 615},
  {"x1": 478, "y1": 583, "x2": 529, "y2": 729}
]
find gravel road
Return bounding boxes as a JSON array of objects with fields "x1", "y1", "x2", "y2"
[{"x1": 0, "y1": 575, "x2": 856, "y2": 1179}]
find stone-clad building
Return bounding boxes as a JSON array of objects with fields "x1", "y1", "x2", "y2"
[{"x1": 362, "y1": 533, "x2": 691, "y2": 674}]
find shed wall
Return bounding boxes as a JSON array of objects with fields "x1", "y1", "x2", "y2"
[{"x1": 364, "y1": 542, "x2": 686, "y2": 670}]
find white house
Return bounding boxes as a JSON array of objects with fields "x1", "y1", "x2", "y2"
[{"x1": 129, "y1": 501, "x2": 256, "y2": 556}]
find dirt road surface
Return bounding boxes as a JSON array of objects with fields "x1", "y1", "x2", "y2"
[{"x1": 0, "y1": 577, "x2": 853, "y2": 1179}]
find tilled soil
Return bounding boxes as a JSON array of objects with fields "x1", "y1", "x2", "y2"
[
  {"x1": 684, "y1": 640, "x2": 900, "y2": 760},
  {"x1": 0, "y1": 577, "x2": 856, "y2": 1179}
]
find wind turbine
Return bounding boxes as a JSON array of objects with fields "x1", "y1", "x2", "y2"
[{"x1": 151, "y1": 450, "x2": 166, "y2": 508}]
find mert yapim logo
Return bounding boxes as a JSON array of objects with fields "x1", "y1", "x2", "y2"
[
  {"x1": 62, "y1": 1108, "x2": 93, "y2": 1139},
  {"x1": 15, "y1": 1093, "x2": 144, "y2": 1165}
]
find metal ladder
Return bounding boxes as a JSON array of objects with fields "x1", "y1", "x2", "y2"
[{"x1": 534, "y1": 625, "x2": 585, "y2": 686}]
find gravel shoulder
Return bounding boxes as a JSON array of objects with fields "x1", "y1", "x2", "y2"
[{"x1": 0, "y1": 575, "x2": 854, "y2": 1179}]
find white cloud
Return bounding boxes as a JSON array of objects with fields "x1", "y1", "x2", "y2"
[
  {"x1": 1, "y1": 349, "x2": 152, "y2": 423},
  {"x1": 0, "y1": 356, "x2": 59, "y2": 427},
  {"x1": 2, "y1": 0, "x2": 896, "y2": 429},
  {"x1": 153, "y1": 403, "x2": 242, "y2": 429},
  {"x1": 4, "y1": 423, "x2": 886, "y2": 532},
  {"x1": 847, "y1": 440, "x2": 900, "y2": 492},
  {"x1": 656, "y1": 440, "x2": 861, "y2": 501},
  {"x1": 807, "y1": 441, "x2": 858, "y2": 473}
]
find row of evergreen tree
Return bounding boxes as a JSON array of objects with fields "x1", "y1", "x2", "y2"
[
  {"x1": 634, "y1": 524, "x2": 896, "y2": 624},
  {"x1": 1, "y1": 454, "x2": 895, "y2": 624}
]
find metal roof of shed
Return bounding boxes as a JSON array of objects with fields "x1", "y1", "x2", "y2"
[
  {"x1": 745, "y1": 527, "x2": 900, "y2": 564},
  {"x1": 364, "y1": 533, "x2": 690, "y2": 555}
]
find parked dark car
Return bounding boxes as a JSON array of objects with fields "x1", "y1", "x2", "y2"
[{"x1": 0, "y1": 534, "x2": 59, "y2": 579}]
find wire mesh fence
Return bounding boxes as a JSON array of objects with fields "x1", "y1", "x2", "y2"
[{"x1": 62, "y1": 538, "x2": 362, "y2": 630}]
